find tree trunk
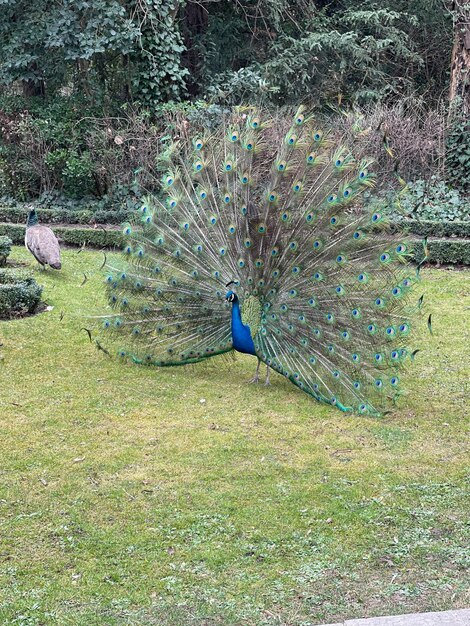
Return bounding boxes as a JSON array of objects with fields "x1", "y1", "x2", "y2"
[
  {"x1": 181, "y1": 1, "x2": 208, "y2": 97},
  {"x1": 22, "y1": 63, "x2": 45, "y2": 97},
  {"x1": 449, "y1": 0, "x2": 470, "y2": 118}
]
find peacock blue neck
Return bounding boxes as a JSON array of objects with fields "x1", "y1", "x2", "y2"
[
  {"x1": 230, "y1": 299, "x2": 256, "y2": 356},
  {"x1": 26, "y1": 210, "x2": 38, "y2": 227}
]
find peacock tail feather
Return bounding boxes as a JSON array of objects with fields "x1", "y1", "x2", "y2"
[{"x1": 96, "y1": 106, "x2": 422, "y2": 415}]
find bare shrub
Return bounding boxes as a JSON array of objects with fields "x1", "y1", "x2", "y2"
[
  {"x1": 0, "y1": 100, "x2": 449, "y2": 203},
  {"x1": 333, "y1": 102, "x2": 448, "y2": 184}
]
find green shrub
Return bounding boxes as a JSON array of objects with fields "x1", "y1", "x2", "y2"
[
  {"x1": 0, "y1": 268, "x2": 43, "y2": 318},
  {"x1": 397, "y1": 177, "x2": 469, "y2": 222},
  {"x1": 0, "y1": 235, "x2": 12, "y2": 266},
  {"x1": 403, "y1": 220, "x2": 470, "y2": 238},
  {"x1": 53, "y1": 226, "x2": 123, "y2": 248},
  {"x1": 0, "y1": 205, "x2": 131, "y2": 226},
  {"x1": 0, "y1": 223, "x2": 123, "y2": 249},
  {"x1": 446, "y1": 117, "x2": 470, "y2": 192},
  {"x1": 0, "y1": 95, "x2": 165, "y2": 200},
  {"x1": 413, "y1": 239, "x2": 470, "y2": 265},
  {"x1": 61, "y1": 152, "x2": 96, "y2": 198}
]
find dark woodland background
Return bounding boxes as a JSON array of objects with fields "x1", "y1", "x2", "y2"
[{"x1": 0, "y1": 0, "x2": 468, "y2": 220}]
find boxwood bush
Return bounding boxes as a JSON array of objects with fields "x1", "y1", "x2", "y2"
[
  {"x1": 0, "y1": 205, "x2": 130, "y2": 225},
  {"x1": 397, "y1": 220, "x2": 470, "y2": 238},
  {"x1": 0, "y1": 235, "x2": 12, "y2": 266},
  {"x1": 0, "y1": 224, "x2": 123, "y2": 248},
  {"x1": 0, "y1": 268, "x2": 43, "y2": 318},
  {"x1": 413, "y1": 239, "x2": 470, "y2": 265}
]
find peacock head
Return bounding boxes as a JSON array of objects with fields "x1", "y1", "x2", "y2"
[
  {"x1": 26, "y1": 209, "x2": 38, "y2": 227},
  {"x1": 225, "y1": 290, "x2": 238, "y2": 304}
]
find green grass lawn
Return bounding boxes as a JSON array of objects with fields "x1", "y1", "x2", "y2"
[{"x1": 0, "y1": 247, "x2": 469, "y2": 626}]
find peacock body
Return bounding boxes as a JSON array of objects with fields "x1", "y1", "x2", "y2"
[
  {"x1": 99, "y1": 107, "x2": 421, "y2": 415},
  {"x1": 25, "y1": 209, "x2": 61, "y2": 270}
]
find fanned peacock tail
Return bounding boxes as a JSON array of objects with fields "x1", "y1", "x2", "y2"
[{"x1": 96, "y1": 106, "x2": 422, "y2": 415}]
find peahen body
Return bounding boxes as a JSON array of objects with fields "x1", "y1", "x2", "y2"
[
  {"x1": 25, "y1": 209, "x2": 61, "y2": 270},
  {"x1": 98, "y1": 107, "x2": 421, "y2": 416}
]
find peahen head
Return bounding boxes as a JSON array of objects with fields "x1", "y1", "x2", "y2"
[
  {"x1": 225, "y1": 290, "x2": 238, "y2": 304},
  {"x1": 26, "y1": 209, "x2": 38, "y2": 227}
]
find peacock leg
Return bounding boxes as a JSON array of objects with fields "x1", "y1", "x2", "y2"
[
  {"x1": 249, "y1": 357, "x2": 261, "y2": 383},
  {"x1": 265, "y1": 364, "x2": 271, "y2": 386}
]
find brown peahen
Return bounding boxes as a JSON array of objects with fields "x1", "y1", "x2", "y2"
[{"x1": 25, "y1": 209, "x2": 61, "y2": 270}]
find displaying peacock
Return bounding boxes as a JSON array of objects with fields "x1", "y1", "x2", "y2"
[
  {"x1": 97, "y1": 107, "x2": 422, "y2": 416},
  {"x1": 25, "y1": 209, "x2": 62, "y2": 270}
]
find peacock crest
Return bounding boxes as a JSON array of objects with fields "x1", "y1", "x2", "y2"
[{"x1": 98, "y1": 106, "x2": 421, "y2": 416}]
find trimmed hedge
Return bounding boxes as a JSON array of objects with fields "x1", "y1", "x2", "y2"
[
  {"x1": 0, "y1": 223, "x2": 123, "y2": 249},
  {"x1": 0, "y1": 268, "x2": 43, "y2": 318},
  {"x1": 1, "y1": 221, "x2": 468, "y2": 265},
  {"x1": 0, "y1": 206, "x2": 130, "y2": 226},
  {"x1": 0, "y1": 235, "x2": 12, "y2": 266},
  {"x1": 400, "y1": 219, "x2": 470, "y2": 239},
  {"x1": 413, "y1": 238, "x2": 470, "y2": 265}
]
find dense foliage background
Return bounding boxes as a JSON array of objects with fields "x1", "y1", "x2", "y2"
[{"x1": 0, "y1": 0, "x2": 468, "y2": 212}]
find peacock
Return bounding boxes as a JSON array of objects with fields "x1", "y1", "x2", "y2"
[
  {"x1": 97, "y1": 106, "x2": 423, "y2": 416},
  {"x1": 25, "y1": 209, "x2": 62, "y2": 270}
]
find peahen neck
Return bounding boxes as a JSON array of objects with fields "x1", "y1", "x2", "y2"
[
  {"x1": 26, "y1": 210, "x2": 38, "y2": 227},
  {"x1": 230, "y1": 299, "x2": 256, "y2": 356}
]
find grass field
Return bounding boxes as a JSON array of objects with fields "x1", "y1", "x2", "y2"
[{"x1": 0, "y1": 247, "x2": 469, "y2": 626}]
